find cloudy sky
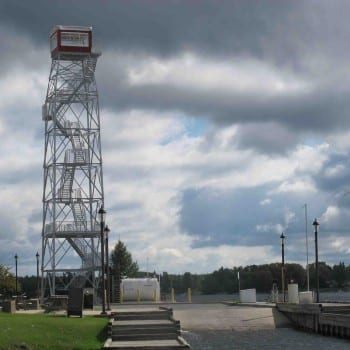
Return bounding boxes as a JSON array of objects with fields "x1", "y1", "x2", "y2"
[{"x1": 1, "y1": 0, "x2": 350, "y2": 276}]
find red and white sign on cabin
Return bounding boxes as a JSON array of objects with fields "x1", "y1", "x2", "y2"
[{"x1": 50, "y1": 25, "x2": 92, "y2": 58}]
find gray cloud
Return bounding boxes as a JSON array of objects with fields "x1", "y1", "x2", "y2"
[
  {"x1": 235, "y1": 122, "x2": 299, "y2": 154},
  {"x1": 0, "y1": 1, "x2": 297, "y2": 58},
  {"x1": 180, "y1": 186, "x2": 306, "y2": 246},
  {"x1": 315, "y1": 154, "x2": 350, "y2": 196},
  {"x1": 2, "y1": 1, "x2": 350, "y2": 139}
]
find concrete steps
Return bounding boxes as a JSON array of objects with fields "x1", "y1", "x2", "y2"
[
  {"x1": 104, "y1": 339, "x2": 189, "y2": 350},
  {"x1": 114, "y1": 310, "x2": 173, "y2": 321},
  {"x1": 104, "y1": 308, "x2": 190, "y2": 349}
]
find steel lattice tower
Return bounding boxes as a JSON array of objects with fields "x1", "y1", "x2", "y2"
[{"x1": 41, "y1": 26, "x2": 104, "y2": 299}]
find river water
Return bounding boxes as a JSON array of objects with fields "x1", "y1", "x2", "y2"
[
  {"x1": 174, "y1": 291, "x2": 350, "y2": 303},
  {"x1": 182, "y1": 329, "x2": 350, "y2": 350}
]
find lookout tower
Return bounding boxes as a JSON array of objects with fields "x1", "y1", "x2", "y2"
[{"x1": 41, "y1": 25, "x2": 104, "y2": 300}]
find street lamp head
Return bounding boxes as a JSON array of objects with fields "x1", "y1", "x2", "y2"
[
  {"x1": 36, "y1": 252, "x2": 39, "y2": 259},
  {"x1": 104, "y1": 225, "x2": 110, "y2": 236},
  {"x1": 280, "y1": 232, "x2": 285, "y2": 243},
  {"x1": 14, "y1": 254, "x2": 18, "y2": 260},
  {"x1": 313, "y1": 218, "x2": 319, "y2": 229},
  {"x1": 98, "y1": 205, "x2": 106, "y2": 223}
]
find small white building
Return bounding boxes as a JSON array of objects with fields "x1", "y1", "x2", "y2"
[{"x1": 121, "y1": 278, "x2": 160, "y2": 302}]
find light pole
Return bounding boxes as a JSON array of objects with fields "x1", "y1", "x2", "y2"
[
  {"x1": 104, "y1": 225, "x2": 111, "y2": 311},
  {"x1": 280, "y1": 232, "x2": 286, "y2": 302},
  {"x1": 98, "y1": 205, "x2": 107, "y2": 315},
  {"x1": 14, "y1": 254, "x2": 18, "y2": 300},
  {"x1": 304, "y1": 204, "x2": 310, "y2": 291},
  {"x1": 313, "y1": 218, "x2": 320, "y2": 303},
  {"x1": 36, "y1": 252, "x2": 40, "y2": 299}
]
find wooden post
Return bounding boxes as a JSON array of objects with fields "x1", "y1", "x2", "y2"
[
  {"x1": 187, "y1": 288, "x2": 192, "y2": 303},
  {"x1": 137, "y1": 288, "x2": 141, "y2": 303}
]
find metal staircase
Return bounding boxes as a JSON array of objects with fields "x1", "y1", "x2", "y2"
[
  {"x1": 58, "y1": 166, "x2": 74, "y2": 203},
  {"x1": 67, "y1": 237, "x2": 86, "y2": 259},
  {"x1": 72, "y1": 201, "x2": 87, "y2": 228},
  {"x1": 84, "y1": 56, "x2": 97, "y2": 80}
]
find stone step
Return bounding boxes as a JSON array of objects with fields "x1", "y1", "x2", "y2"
[
  {"x1": 115, "y1": 312, "x2": 172, "y2": 321},
  {"x1": 112, "y1": 332, "x2": 180, "y2": 341},
  {"x1": 112, "y1": 327, "x2": 180, "y2": 336},
  {"x1": 111, "y1": 319, "x2": 177, "y2": 326},
  {"x1": 112, "y1": 323, "x2": 179, "y2": 330},
  {"x1": 104, "y1": 338, "x2": 190, "y2": 349},
  {"x1": 115, "y1": 310, "x2": 172, "y2": 316}
]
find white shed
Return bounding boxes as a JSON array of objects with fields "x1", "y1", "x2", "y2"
[{"x1": 121, "y1": 278, "x2": 160, "y2": 302}]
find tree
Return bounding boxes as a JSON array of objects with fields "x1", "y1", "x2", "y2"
[
  {"x1": 332, "y1": 262, "x2": 347, "y2": 288},
  {"x1": 110, "y1": 240, "x2": 139, "y2": 278},
  {"x1": 285, "y1": 263, "x2": 306, "y2": 289},
  {"x1": 160, "y1": 272, "x2": 171, "y2": 293},
  {"x1": 309, "y1": 261, "x2": 332, "y2": 288},
  {"x1": 201, "y1": 273, "x2": 218, "y2": 294},
  {"x1": 0, "y1": 265, "x2": 17, "y2": 298},
  {"x1": 19, "y1": 276, "x2": 37, "y2": 298},
  {"x1": 183, "y1": 272, "x2": 192, "y2": 290}
]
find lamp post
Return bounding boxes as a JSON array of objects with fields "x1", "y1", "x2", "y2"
[
  {"x1": 304, "y1": 204, "x2": 310, "y2": 291},
  {"x1": 104, "y1": 225, "x2": 111, "y2": 311},
  {"x1": 313, "y1": 218, "x2": 320, "y2": 303},
  {"x1": 98, "y1": 205, "x2": 107, "y2": 315},
  {"x1": 14, "y1": 253, "x2": 19, "y2": 301},
  {"x1": 36, "y1": 252, "x2": 40, "y2": 299},
  {"x1": 280, "y1": 232, "x2": 286, "y2": 302}
]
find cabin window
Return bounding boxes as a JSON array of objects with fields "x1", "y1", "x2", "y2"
[{"x1": 61, "y1": 32, "x2": 89, "y2": 47}]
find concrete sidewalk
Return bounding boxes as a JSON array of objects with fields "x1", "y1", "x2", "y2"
[
  {"x1": 14, "y1": 302, "x2": 292, "y2": 331},
  {"x1": 164, "y1": 303, "x2": 291, "y2": 331}
]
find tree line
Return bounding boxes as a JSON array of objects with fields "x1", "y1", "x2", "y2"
[
  {"x1": 1, "y1": 239, "x2": 349, "y2": 298},
  {"x1": 160, "y1": 262, "x2": 350, "y2": 294},
  {"x1": 108, "y1": 242, "x2": 349, "y2": 293}
]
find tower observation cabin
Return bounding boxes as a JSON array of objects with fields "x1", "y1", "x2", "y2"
[{"x1": 50, "y1": 26, "x2": 93, "y2": 59}]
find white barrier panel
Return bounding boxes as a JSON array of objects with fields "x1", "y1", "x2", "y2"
[
  {"x1": 299, "y1": 291, "x2": 313, "y2": 304},
  {"x1": 288, "y1": 283, "x2": 299, "y2": 303},
  {"x1": 121, "y1": 278, "x2": 160, "y2": 301},
  {"x1": 271, "y1": 289, "x2": 279, "y2": 303},
  {"x1": 240, "y1": 288, "x2": 256, "y2": 303}
]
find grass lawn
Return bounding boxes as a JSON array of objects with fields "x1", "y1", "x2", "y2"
[{"x1": 0, "y1": 312, "x2": 108, "y2": 350}]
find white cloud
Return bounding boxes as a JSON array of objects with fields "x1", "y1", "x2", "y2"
[
  {"x1": 256, "y1": 224, "x2": 283, "y2": 234},
  {"x1": 320, "y1": 206, "x2": 340, "y2": 225},
  {"x1": 128, "y1": 53, "x2": 312, "y2": 97},
  {"x1": 277, "y1": 179, "x2": 316, "y2": 193},
  {"x1": 324, "y1": 164, "x2": 346, "y2": 178},
  {"x1": 260, "y1": 198, "x2": 271, "y2": 206}
]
